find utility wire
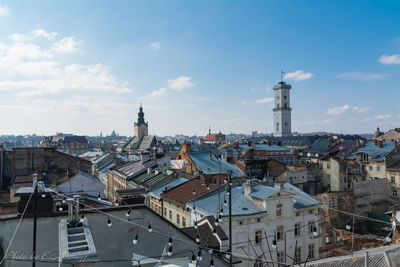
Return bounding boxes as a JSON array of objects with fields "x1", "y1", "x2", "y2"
[{"x1": 0, "y1": 186, "x2": 35, "y2": 265}]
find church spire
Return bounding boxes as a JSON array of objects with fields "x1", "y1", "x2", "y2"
[{"x1": 137, "y1": 104, "x2": 145, "y2": 125}]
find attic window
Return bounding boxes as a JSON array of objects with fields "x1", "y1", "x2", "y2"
[{"x1": 277, "y1": 193, "x2": 280, "y2": 196}]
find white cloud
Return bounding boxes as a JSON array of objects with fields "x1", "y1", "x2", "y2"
[
  {"x1": 326, "y1": 105, "x2": 350, "y2": 115},
  {"x1": 379, "y1": 54, "x2": 400, "y2": 65},
  {"x1": 256, "y1": 98, "x2": 273, "y2": 104},
  {"x1": 337, "y1": 72, "x2": 387, "y2": 81},
  {"x1": 375, "y1": 114, "x2": 390, "y2": 120},
  {"x1": 149, "y1": 41, "x2": 161, "y2": 50},
  {"x1": 149, "y1": 87, "x2": 167, "y2": 97},
  {"x1": 52, "y1": 37, "x2": 80, "y2": 54},
  {"x1": 250, "y1": 88, "x2": 255, "y2": 92},
  {"x1": 352, "y1": 106, "x2": 370, "y2": 113},
  {"x1": 326, "y1": 104, "x2": 370, "y2": 115},
  {"x1": 167, "y1": 76, "x2": 195, "y2": 91},
  {"x1": 0, "y1": 29, "x2": 131, "y2": 96},
  {"x1": 322, "y1": 119, "x2": 333, "y2": 124},
  {"x1": 11, "y1": 29, "x2": 57, "y2": 43},
  {"x1": 284, "y1": 70, "x2": 313, "y2": 82},
  {"x1": 266, "y1": 86, "x2": 272, "y2": 92},
  {"x1": 0, "y1": 5, "x2": 10, "y2": 16}
]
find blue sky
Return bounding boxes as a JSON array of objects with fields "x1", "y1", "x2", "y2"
[{"x1": 0, "y1": 0, "x2": 399, "y2": 136}]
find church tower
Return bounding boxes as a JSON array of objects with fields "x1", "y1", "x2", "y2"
[
  {"x1": 134, "y1": 104, "x2": 148, "y2": 140},
  {"x1": 273, "y1": 81, "x2": 292, "y2": 137}
]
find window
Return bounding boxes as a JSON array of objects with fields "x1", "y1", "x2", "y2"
[
  {"x1": 327, "y1": 163, "x2": 330, "y2": 169},
  {"x1": 308, "y1": 244, "x2": 315, "y2": 259},
  {"x1": 257, "y1": 218, "x2": 261, "y2": 223},
  {"x1": 393, "y1": 190, "x2": 398, "y2": 198},
  {"x1": 327, "y1": 174, "x2": 331, "y2": 183},
  {"x1": 276, "y1": 204, "x2": 282, "y2": 217},
  {"x1": 377, "y1": 166, "x2": 381, "y2": 171},
  {"x1": 296, "y1": 212, "x2": 300, "y2": 216},
  {"x1": 176, "y1": 214, "x2": 180, "y2": 224},
  {"x1": 255, "y1": 230, "x2": 263, "y2": 244},
  {"x1": 294, "y1": 223, "x2": 301, "y2": 236},
  {"x1": 362, "y1": 154, "x2": 368, "y2": 162},
  {"x1": 277, "y1": 225, "x2": 284, "y2": 240},
  {"x1": 182, "y1": 217, "x2": 186, "y2": 227},
  {"x1": 155, "y1": 205, "x2": 158, "y2": 213},
  {"x1": 169, "y1": 210, "x2": 172, "y2": 220},
  {"x1": 276, "y1": 123, "x2": 279, "y2": 131},
  {"x1": 369, "y1": 165, "x2": 373, "y2": 171},
  {"x1": 164, "y1": 207, "x2": 167, "y2": 216},
  {"x1": 391, "y1": 177, "x2": 396, "y2": 184},
  {"x1": 151, "y1": 202, "x2": 154, "y2": 210},
  {"x1": 239, "y1": 221, "x2": 243, "y2": 225},
  {"x1": 294, "y1": 246, "x2": 301, "y2": 262},
  {"x1": 319, "y1": 163, "x2": 323, "y2": 169}
]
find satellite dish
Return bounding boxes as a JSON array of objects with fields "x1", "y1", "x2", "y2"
[{"x1": 396, "y1": 211, "x2": 400, "y2": 223}]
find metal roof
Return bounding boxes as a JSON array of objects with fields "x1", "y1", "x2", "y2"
[
  {"x1": 188, "y1": 152, "x2": 244, "y2": 177},
  {"x1": 345, "y1": 141, "x2": 394, "y2": 162}
]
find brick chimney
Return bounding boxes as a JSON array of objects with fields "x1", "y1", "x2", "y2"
[
  {"x1": 225, "y1": 149, "x2": 233, "y2": 163},
  {"x1": 182, "y1": 143, "x2": 192, "y2": 154},
  {"x1": 356, "y1": 140, "x2": 361, "y2": 148},
  {"x1": 378, "y1": 140, "x2": 383, "y2": 148}
]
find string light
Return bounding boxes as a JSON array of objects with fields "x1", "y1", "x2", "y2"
[
  {"x1": 147, "y1": 223, "x2": 152, "y2": 232},
  {"x1": 220, "y1": 207, "x2": 224, "y2": 215},
  {"x1": 107, "y1": 217, "x2": 112, "y2": 227},
  {"x1": 194, "y1": 220, "x2": 198, "y2": 229},
  {"x1": 192, "y1": 188, "x2": 195, "y2": 195},
  {"x1": 79, "y1": 214, "x2": 84, "y2": 223},
  {"x1": 126, "y1": 209, "x2": 131, "y2": 217},
  {"x1": 213, "y1": 227, "x2": 217, "y2": 236},
  {"x1": 62, "y1": 198, "x2": 66, "y2": 204},
  {"x1": 41, "y1": 192, "x2": 46, "y2": 198},
  {"x1": 195, "y1": 234, "x2": 200, "y2": 243},
  {"x1": 197, "y1": 249, "x2": 202, "y2": 261},
  {"x1": 238, "y1": 182, "x2": 242, "y2": 189},
  {"x1": 312, "y1": 225, "x2": 318, "y2": 237},
  {"x1": 346, "y1": 220, "x2": 351, "y2": 231},
  {"x1": 191, "y1": 252, "x2": 196, "y2": 264},
  {"x1": 224, "y1": 197, "x2": 227, "y2": 206},
  {"x1": 168, "y1": 236, "x2": 173, "y2": 247},
  {"x1": 386, "y1": 232, "x2": 393, "y2": 243},
  {"x1": 215, "y1": 217, "x2": 219, "y2": 226},
  {"x1": 58, "y1": 206, "x2": 63, "y2": 212},
  {"x1": 97, "y1": 193, "x2": 101, "y2": 200},
  {"x1": 210, "y1": 258, "x2": 214, "y2": 267},
  {"x1": 206, "y1": 184, "x2": 210, "y2": 190},
  {"x1": 272, "y1": 238, "x2": 277, "y2": 248},
  {"x1": 167, "y1": 246, "x2": 173, "y2": 256},
  {"x1": 133, "y1": 232, "x2": 138, "y2": 245},
  {"x1": 218, "y1": 213, "x2": 222, "y2": 220}
]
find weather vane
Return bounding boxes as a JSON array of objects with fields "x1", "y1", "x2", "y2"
[{"x1": 281, "y1": 70, "x2": 285, "y2": 82}]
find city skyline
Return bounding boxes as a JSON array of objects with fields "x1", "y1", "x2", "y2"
[{"x1": 0, "y1": 1, "x2": 399, "y2": 136}]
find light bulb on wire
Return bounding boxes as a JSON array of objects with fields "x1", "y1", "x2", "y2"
[{"x1": 107, "y1": 217, "x2": 112, "y2": 227}]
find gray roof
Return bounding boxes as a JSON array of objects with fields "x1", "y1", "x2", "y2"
[
  {"x1": 345, "y1": 141, "x2": 394, "y2": 162},
  {"x1": 188, "y1": 152, "x2": 244, "y2": 177},
  {"x1": 307, "y1": 244, "x2": 400, "y2": 267},
  {"x1": 0, "y1": 206, "x2": 229, "y2": 267},
  {"x1": 239, "y1": 143, "x2": 293, "y2": 151},
  {"x1": 148, "y1": 177, "x2": 188, "y2": 199}
]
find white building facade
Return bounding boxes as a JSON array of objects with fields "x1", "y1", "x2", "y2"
[{"x1": 187, "y1": 181, "x2": 322, "y2": 267}]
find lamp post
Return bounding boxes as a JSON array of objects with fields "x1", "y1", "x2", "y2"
[
  {"x1": 32, "y1": 173, "x2": 38, "y2": 267},
  {"x1": 228, "y1": 170, "x2": 232, "y2": 267}
]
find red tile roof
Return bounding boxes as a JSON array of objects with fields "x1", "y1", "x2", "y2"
[
  {"x1": 161, "y1": 179, "x2": 220, "y2": 208},
  {"x1": 204, "y1": 134, "x2": 217, "y2": 142}
]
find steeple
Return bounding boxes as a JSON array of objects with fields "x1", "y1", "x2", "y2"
[{"x1": 137, "y1": 103, "x2": 146, "y2": 126}]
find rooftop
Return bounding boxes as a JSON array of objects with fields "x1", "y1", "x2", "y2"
[
  {"x1": 345, "y1": 141, "x2": 395, "y2": 162},
  {"x1": 188, "y1": 152, "x2": 244, "y2": 177},
  {"x1": 148, "y1": 177, "x2": 188, "y2": 200}
]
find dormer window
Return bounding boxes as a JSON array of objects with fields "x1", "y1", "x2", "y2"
[{"x1": 361, "y1": 153, "x2": 368, "y2": 162}]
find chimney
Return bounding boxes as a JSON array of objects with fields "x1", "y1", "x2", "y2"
[
  {"x1": 328, "y1": 136, "x2": 333, "y2": 143},
  {"x1": 141, "y1": 151, "x2": 150, "y2": 164},
  {"x1": 395, "y1": 140, "x2": 399, "y2": 150},
  {"x1": 372, "y1": 139, "x2": 377, "y2": 146},
  {"x1": 277, "y1": 141, "x2": 282, "y2": 146},
  {"x1": 378, "y1": 140, "x2": 383, "y2": 148},
  {"x1": 247, "y1": 141, "x2": 252, "y2": 147},
  {"x1": 147, "y1": 168, "x2": 151, "y2": 174},
  {"x1": 32, "y1": 173, "x2": 38, "y2": 187},
  {"x1": 356, "y1": 140, "x2": 361, "y2": 148},
  {"x1": 234, "y1": 140, "x2": 239, "y2": 149},
  {"x1": 268, "y1": 141, "x2": 272, "y2": 146},
  {"x1": 244, "y1": 180, "x2": 253, "y2": 195},
  {"x1": 225, "y1": 149, "x2": 233, "y2": 163},
  {"x1": 182, "y1": 143, "x2": 192, "y2": 154}
]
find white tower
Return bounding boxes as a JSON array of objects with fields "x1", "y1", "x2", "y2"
[{"x1": 273, "y1": 81, "x2": 292, "y2": 137}]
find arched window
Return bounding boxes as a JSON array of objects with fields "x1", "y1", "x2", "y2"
[{"x1": 284, "y1": 103, "x2": 287, "y2": 108}]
